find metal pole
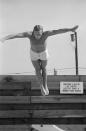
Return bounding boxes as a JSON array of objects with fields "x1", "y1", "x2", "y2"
[{"x1": 74, "y1": 31, "x2": 79, "y2": 75}]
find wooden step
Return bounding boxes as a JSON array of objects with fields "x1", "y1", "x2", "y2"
[
  {"x1": 0, "y1": 103, "x2": 85, "y2": 110},
  {"x1": 31, "y1": 95, "x2": 86, "y2": 103},
  {"x1": 0, "y1": 75, "x2": 85, "y2": 82},
  {"x1": 0, "y1": 96, "x2": 30, "y2": 103},
  {"x1": 0, "y1": 110, "x2": 85, "y2": 118},
  {"x1": 0, "y1": 95, "x2": 86, "y2": 104},
  {"x1": 0, "y1": 81, "x2": 86, "y2": 90},
  {"x1": 0, "y1": 125, "x2": 32, "y2": 131},
  {"x1": 0, "y1": 95, "x2": 86, "y2": 103},
  {"x1": 0, "y1": 117, "x2": 86, "y2": 124}
]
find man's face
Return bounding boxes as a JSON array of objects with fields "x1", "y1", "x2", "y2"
[{"x1": 34, "y1": 30, "x2": 43, "y2": 39}]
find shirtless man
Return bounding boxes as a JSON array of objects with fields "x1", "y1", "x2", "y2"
[{"x1": 0, "y1": 25, "x2": 78, "y2": 96}]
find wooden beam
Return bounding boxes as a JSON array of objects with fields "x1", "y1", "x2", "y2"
[
  {"x1": 31, "y1": 96, "x2": 86, "y2": 103},
  {"x1": 0, "y1": 117, "x2": 86, "y2": 124},
  {"x1": 0, "y1": 110, "x2": 85, "y2": 118},
  {"x1": 0, "y1": 96, "x2": 30, "y2": 103},
  {"x1": 0, "y1": 75, "x2": 81, "y2": 82},
  {"x1": 0, "y1": 90, "x2": 86, "y2": 96},
  {"x1": 0, "y1": 125, "x2": 32, "y2": 131},
  {"x1": 0, "y1": 103, "x2": 85, "y2": 110},
  {"x1": 0, "y1": 95, "x2": 86, "y2": 103},
  {"x1": 0, "y1": 81, "x2": 86, "y2": 90}
]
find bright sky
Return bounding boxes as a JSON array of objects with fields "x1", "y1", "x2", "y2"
[{"x1": 0, "y1": 0, "x2": 86, "y2": 75}]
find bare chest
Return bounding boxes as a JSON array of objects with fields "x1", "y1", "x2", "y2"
[
  {"x1": 30, "y1": 35, "x2": 47, "y2": 46},
  {"x1": 30, "y1": 36, "x2": 47, "y2": 52}
]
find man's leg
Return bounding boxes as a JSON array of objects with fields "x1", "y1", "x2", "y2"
[
  {"x1": 41, "y1": 60, "x2": 49, "y2": 95},
  {"x1": 31, "y1": 60, "x2": 46, "y2": 96}
]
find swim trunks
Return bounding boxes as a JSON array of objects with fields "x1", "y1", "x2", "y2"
[{"x1": 30, "y1": 49, "x2": 49, "y2": 61}]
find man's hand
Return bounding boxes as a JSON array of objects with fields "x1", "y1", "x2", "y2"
[{"x1": 71, "y1": 25, "x2": 79, "y2": 32}]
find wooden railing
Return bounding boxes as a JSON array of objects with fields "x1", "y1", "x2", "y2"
[{"x1": 0, "y1": 75, "x2": 86, "y2": 130}]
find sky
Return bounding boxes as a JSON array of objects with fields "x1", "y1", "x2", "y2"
[{"x1": 0, "y1": 0, "x2": 86, "y2": 75}]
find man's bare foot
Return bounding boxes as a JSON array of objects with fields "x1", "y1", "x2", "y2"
[
  {"x1": 40, "y1": 85, "x2": 49, "y2": 96},
  {"x1": 40, "y1": 85, "x2": 45, "y2": 96},
  {"x1": 45, "y1": 85, "x2": 49, "y2": 95},
  {"x1": 40, "y1": 85, "x2": 46, "y2": 96}
]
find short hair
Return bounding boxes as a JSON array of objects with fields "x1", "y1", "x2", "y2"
[{"x1": 33, "y1": 25, "x2": 43, "y2": 31}]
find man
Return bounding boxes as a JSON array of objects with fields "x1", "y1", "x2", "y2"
[{"x1": 0, "y1": 25, "x2": 78, "y2": 96}]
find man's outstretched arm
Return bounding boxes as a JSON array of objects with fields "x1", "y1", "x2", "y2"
[
  {"x1": 45, "y1": 25, "x2": 79, "y2": 37},
  {"x1": 0, "y1": 32, "x2": 30, "y2": 43}
]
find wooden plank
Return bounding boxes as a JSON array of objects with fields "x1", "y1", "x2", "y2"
[
  {"x1": 0, "y1": 82, "x2": 31, "y2": 90},
  {"x1": 80, "y1": 75, "x2": 86, "y2": 81},
  {"x1": 0, "y1": 125, "x2": 31, "y2": 128},
  {"x1": 0, "y1": 81, "x2": 86, "y2": 90},
  {"x1": 47, "y1": 75, "x2": 80, "y2": 82},
  {"x1": 0, "y1": 95, "x2": 86, "y2": 103},
  {"x1": 1, "y1": 81, "x2": 86, "y2": 89},
  {"x1": 0, "y1": 117, "x2": 86, "y2": 124},
  {"x1": 0, "y1": 103, "x2": 85, "y2": 110},
  {"x1": 0, "y1": 96, "x2": 30, "y2": 103},
  {"x1": 0, "y1": 90, "x2": 28, "y2": 96},
  {"x1": 31, "y1": 90, "x2": 86, "y2": 96},
  {"x1": 0, "y1": 75, "x2": 81, "y2": 82},
  {"x1": 0, "y1": 125, "x2": 33, "y2": 131},
  {"x1": 0, "y1": 125, "x2": 86, "y2": 131},
  {"x1": 33, "y1": 110, "x2": 86, "y2": 118},
  {"x1": 0, "y1": 75, "x2": 37, "y2": 82},
  {"x1": 0, "y1": 110, "x2": 85, "y2": 118},
  {"x1": 0, "y1": 110, "x2": 32, "y2": 118},
  {"x1": 0, "y1": 75, "x2": 86, "y2": 82},
  {"x1": 31, "y1": 81, "x2": 86, "y2": 89},
  {"x1": 31, "y1": 95, "x2": 86, "y2": 103},
  {"x1": 0, "y1": 90, "x2": 86, "y2": 96},
  {"x1": 31, "y1": 81, "x2": 60, "y2": 88}
]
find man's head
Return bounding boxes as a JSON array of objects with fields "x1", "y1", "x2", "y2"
[{"x1": 33, "y1": 25, "x2": 43, "y2": 39}]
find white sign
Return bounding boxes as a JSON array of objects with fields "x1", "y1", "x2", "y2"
[{"x1": 60, "y1": 82, "x2": 83, "y2": 94}]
